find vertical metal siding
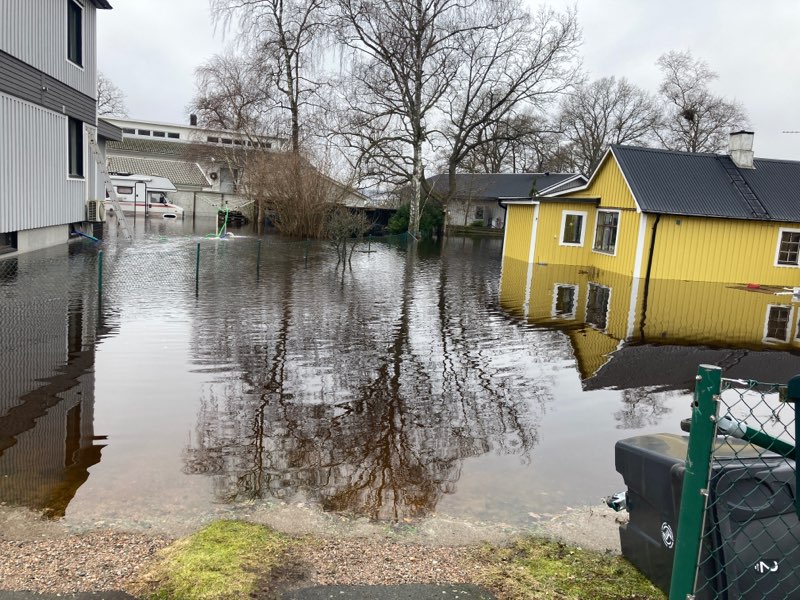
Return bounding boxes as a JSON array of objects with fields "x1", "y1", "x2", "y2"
[
  {"x1": 650, "y1": 216, "x2": 800, "y2": 286},
  {"x1": 503, "y1": 205, "x2": 534, "y2": 262},
  {"x1": 567, "y1": 158, "x2": 638, "y2": 210},
  {"x1": 0, "y1": 0, "x2": 96, "y2": 99},
  {"x1": 0, "y1": 93, "x2": 85, "y2": 233}
]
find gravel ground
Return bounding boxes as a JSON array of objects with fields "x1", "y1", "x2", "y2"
[
  {"x1": 0, "y1": 505, "x2": 623, "y2": 594},
  {"x1": 0, "y1": 532, "x2": 170, "y2": 594},
  {"x1": 303, "y1": 540, "x2": 475, "y2": 586}
]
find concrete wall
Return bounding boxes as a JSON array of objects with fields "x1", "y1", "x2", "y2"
[{"x1": 171, "y1": 190, "x2": 255, "y2": 220}]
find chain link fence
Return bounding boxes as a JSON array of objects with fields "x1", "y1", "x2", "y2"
[{"x1": 671, "y1": 366, "x2": 800, "y2": 599}]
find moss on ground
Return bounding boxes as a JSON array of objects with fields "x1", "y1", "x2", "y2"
[
  {"x1": 137, "y1": 520, "x2": 292, "y2": 600},
  {"x1": 474, "y1": 537, "x2": 666, "y2": 600}
]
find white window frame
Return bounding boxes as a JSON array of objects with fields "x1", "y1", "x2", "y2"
[
  {"x1": 774, "y1": 228, "x2": 800, "y2": 268},
  {"x1": 585, "y1": 282, "x2": 612, "y2": 331},
  {"x1": 592, "y1": 209, "x2": 621, "y2": 257},
  {"x1": 762, "y1": 304, "x2": 794, "y2": 344},
  {"x1": 551, "y1": 284, "x2": 579, "y2": 319},
  {"x1": 66, "y1": 0, "x2": 85, "y2": 70},
  {"x1": 559, "y1": 210, "x2": 587, "y2": 247}
]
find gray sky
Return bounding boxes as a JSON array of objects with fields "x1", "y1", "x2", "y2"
[{"x1": 98, "y1": 0, "x2": 800, "y2": 160}]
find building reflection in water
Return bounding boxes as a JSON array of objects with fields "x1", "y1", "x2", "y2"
[
  {"x1": 184, "y1": 238, "x2": 550, "y2": 521},
  {"x1": 0, "y1": 247, "x2": 109, "y2": 518},
  {"x1": 500, "y1": 260, "x2": 800, "y2": 392}
]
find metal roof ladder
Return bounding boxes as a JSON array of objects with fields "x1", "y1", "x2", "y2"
[
  {"x1": 87, "y1": 132, "x2": 132, "y2": 241},
  {"x1": 719, "y1": 156, "x2": 770, "y2": 219}
]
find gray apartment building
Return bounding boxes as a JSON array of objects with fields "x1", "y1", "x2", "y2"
[{"x1": 0, "y1": 0, "x2": 116, "y2": 256}]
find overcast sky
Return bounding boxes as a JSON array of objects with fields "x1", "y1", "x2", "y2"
[{"x1": 98, "y1": 0, "x2": 800, "y2": 160}]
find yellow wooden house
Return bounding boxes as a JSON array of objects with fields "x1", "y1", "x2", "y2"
[
  {"x1": 500, "y1": 132, "x2": 800, "y2": 381},
  {"x1": 502, "y1": 131, "x2": 800, "y2": 288}
]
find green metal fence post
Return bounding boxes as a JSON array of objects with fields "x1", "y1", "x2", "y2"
[
  {"x1": 195, "y1": 242, "x2": 200, "y2": 296},
  {"x1": 669, "y1": 364, "x2": 721, "y2": 600},
  {"x1": 787, "y1": 375, "x2": 800, "y2": 517}
]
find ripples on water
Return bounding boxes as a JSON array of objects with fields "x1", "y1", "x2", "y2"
[{"x1": 6, "y1": 218, "x2": 784, "y2": 528}]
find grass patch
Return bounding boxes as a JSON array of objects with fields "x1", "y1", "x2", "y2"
[
  {"x1": 138, "y1": 520, "x2": 292, "y2": 600},
  {"x1": 474, "y1": 537, "x2": 665, "y2": 600}
]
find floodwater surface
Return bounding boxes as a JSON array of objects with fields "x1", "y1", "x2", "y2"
[{"x1": 0, "y1": 218, "x2": 796, "y2": 532}]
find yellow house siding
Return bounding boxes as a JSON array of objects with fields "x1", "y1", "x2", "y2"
[
  {"x1": 499, "y1": 257, "x2": 531, "y2": 317},
  {"x1": 567, "y1": 155, "x2": 638, "y2": 211},
  {"x1": 649, "y1": 216, "x2": 800, "y2": 285},
  {"x1": 642, "y1": 279, "x2": 800, "y2": 349},
  {"x1": 503, "y1": 204, "x2": 535, "y2": 262},
  {"x1": 532, "y1": 201, "x2": 593, "y2": 266}
]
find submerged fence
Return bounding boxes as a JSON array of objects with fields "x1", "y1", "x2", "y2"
[{"x1": 671, "y1": 366, "x2": 800, "y2": 599}]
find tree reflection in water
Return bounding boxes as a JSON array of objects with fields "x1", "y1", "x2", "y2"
[{"x1": 183, "y1": 239, "x2": 549, "y2": 521}]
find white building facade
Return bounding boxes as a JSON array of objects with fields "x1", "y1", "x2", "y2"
[{"x1": 0, "y1": 0, "x2": 114, "y2": 255}]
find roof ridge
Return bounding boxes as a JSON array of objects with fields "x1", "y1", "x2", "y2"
[{"x1": 612, "y1": 144, "x2": 721, "y2": 158}]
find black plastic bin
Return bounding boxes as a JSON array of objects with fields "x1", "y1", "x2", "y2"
[{"x1": 615, "y1": 433, "x2": 800, "y2": 599}]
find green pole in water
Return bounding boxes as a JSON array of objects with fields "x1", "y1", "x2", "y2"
[
  {"x1": 195, "y1": 242, "x2": 200, "y2": 296},
  {"x1": 97, "y1": 250, "x2": 104, "y2": 296},
  {"x1": 256, "y1": 239, "x2": 262, "y2": 279},
  {"x1": 368, "y1": 234, "x2": 371, "y2": 253}
]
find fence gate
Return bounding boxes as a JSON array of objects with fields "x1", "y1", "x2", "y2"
[{"x1": 671, "y1": 365, "x2": 800, "y2": 599}]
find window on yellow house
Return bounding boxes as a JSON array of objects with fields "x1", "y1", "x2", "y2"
[
  {"x1": 593, "y1": 210, "x2": 619, "y2": 254},
  {"x1": 560, "y1": 211, "x2": 586, "y2": 246},
  {"x1": 764, "y1": 305, "x2": 793, "y2": 342},
  {"x1": 552, "y1": 284, "x2": 578, "y2": 319},
  {"x1": 776, "y1": 229, "x2": 800, "y2": 266},
  {"x1": 586, "y1": 283, "x2": 610, "y2": 330}
]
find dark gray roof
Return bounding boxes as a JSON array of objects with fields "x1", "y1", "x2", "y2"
[
  {"x1": 90, "y1": 0, "x2": 113, "y2": 8},
  {"x1": 97, "y1": 119, "x2": 122, "y2": 142},
  {"x1": 585, "y1": 343, "x2": 800, "y2": 392},
  {"x1": 426, "y1": 173, "x2": 582, "y2": 200},
  {"x1": 612, "y1": 145, "x2": 800, "y2": 222},
  {"x1": 107, "y1": 156, "x2": 208, "y2": 187},
  {"x1": 108, "y1": 138, "x2": 188, "y2": 156}
]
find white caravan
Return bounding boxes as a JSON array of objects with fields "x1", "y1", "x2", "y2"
[{"x1": 107, "y1": 174, "x2": 183, "y2": 219}]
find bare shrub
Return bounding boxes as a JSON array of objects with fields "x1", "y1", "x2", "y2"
[{"x1": 327, "y1": 206, "x2": 371, "y2": 265}]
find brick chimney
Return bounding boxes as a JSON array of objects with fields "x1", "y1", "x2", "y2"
[
  {"x1": 729, "y1": 130, "x2": 754, "y2": 169},
  {"x1": 190, "y1": 114, "x2": 198, "y2": 126}
]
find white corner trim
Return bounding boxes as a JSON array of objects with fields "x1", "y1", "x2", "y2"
[{"x1": 523, "y1": 204, "x2": 540, "y2": 318}]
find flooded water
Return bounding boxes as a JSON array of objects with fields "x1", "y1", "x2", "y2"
[{"x1": 1, "y1": 217, "x2": 797, "y2": 532}]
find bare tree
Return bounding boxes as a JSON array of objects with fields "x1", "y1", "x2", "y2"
[
  {"x1": 437, "y1": 3, "x2": 579, "y2": 200},
  {"x1": 558, "y1": 76, "x2": 660, "y2": 175},
  {"x1": 211, "y1": 0, "x2": 329, "y2": 154},
  {"x1": 655, "y1": 50, "x2": 749, "y2": 153},
  {"x1": 327, "y1": 206, "x2": 371, "y2": 265},
  {"x1": 96, "y1": 71, "x2": 128, "y2": 117},
  {"x1": 190, "y1": 51, "x2": 275, "y2": 133},
  {"x1": 334, "y1": 0, "x2": 493, "y2": 238},
  {"x1": 458, "y1": 112, "x2": 568, "y2": 174}
]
